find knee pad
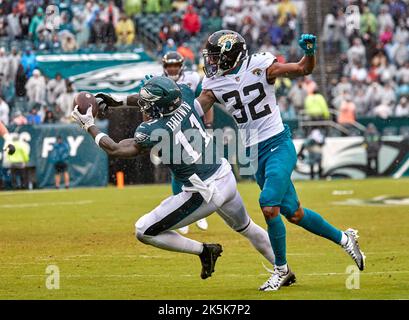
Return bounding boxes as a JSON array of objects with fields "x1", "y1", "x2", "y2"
[
  {"x1": 280, "y1": 201, "x2": 299, "y2": 219},
  {"x1": 135, "y1": 214, "x2": 149, "y2": 242},
  {"x1": 259, "y1": 186, "x2": 279, "y2": 208}
]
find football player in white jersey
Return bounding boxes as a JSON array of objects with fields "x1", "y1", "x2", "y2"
[
  {"x1": 162, "y1": 51, "x2": 210, "y2": 234},
  {"x1": 162, "y1": 51, "x2": 202, "y2": 97},
  {"x1": 194, "y1": 30, "x2": 365, "y2": 291}
]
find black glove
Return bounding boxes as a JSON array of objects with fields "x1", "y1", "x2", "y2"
[
  {"x1": 6, "y1": 144, "x2": 15, "y2": 155},
  {"x1": 95, "y1": 93, "x2": 124, "y2": 115}
]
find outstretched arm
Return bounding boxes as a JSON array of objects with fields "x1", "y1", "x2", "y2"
[
  {"x1": 267, "y1": 55, "x2": 316, "y2": 81},
  {"x1": 72, "y1": 106, "x2": 141, "y2": 158},
  {"x1": 88, "y1": 126, "x2": 141, "y2": 158},
  {"x1": 266, "y1": 34, "x2": 317, "y2": 82}
]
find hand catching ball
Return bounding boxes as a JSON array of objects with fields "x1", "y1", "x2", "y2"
[{"x1": 73, "y1": 91, "x2": 99, "y2": 117}]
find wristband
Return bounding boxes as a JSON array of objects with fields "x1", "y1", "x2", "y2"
[{"x1": 95, "y1": 133, "x2": 108, "y2": 146}]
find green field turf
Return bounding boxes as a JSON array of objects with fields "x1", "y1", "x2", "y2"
[{"x1": 1, "y1": 178, "x2": 409, "y2": 300}]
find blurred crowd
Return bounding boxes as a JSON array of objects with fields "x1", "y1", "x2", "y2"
[
  {"x1": 0, "y1": 0, "x2": 407, "y2": 128},
  {"x1": 323, "y1": 0, "x2": 409, "y2": 124}
]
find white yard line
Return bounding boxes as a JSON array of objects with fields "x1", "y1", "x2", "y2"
[
  {"x1": 0, "y1": 270, "x2": 407, "y2": 278},
  {"x1": 0, "y1": 200, "x2": 94, "y2": 208}
]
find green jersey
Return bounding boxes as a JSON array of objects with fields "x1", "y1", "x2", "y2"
[{"x1": 134, "y1": 93, "x2": 220, "y2": 187}]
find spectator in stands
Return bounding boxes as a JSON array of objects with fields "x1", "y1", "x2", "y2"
[
  {"x1": 50, "y1": 136, "x2": 70, "y2": 189},
  {"x1": 61, "y1": 32, "x2": 79, "y2": 52},
  {"x1": 46, "y1": 73, "x2": 66, "y2": 107},
  {"x1": 15, "y1": 63, "x2": 27, "y2": 102},
  {"x1": 350, "y1": 62, "x2": 368, "y2": 83},
  {"x1": 7, "y1": 135, "x2": 30, "y2": 189},
  {"x1": 101, "y1": 1, "x2": 120, "y2": 26},
  {"x1": 322, "y1": 11, "x2": 342, "y2": 54},
  {"x1": 393, "y1": 39, "x2": 409, "y2": 67},
  {"x1": 43, "y1": 109, "x2": 57, "y2": 123},
  {"x1": 302, "y1": 76, "x2": 317, "y2": 96},
  {"x1": 378, "y1": 5, "x2": 395, "y2": 34},
  {"x1": 0, "y1": 48, "x2": 8, "y2": 97},
  {"x1": 21, "y1": 47, "x2": 37, "y2": 78},
  {"x1": 396, "y1": 61, "x2": 409, "y2": 84},
  {"x1": 56, "y1": 81, "x2": 76, "y2": 123},
  {"x1": 207, "y1": 9, "x2": 222, "y2": 34},
  {"x1": 288, "y1": 78, "x2": 307, "y2": 113},
  {"x1": 124, "y1": 0, "x2": 142, "y2": 16},
  {"x1": 268, "y1": 18, "x2": 284, "y2": 47},
  {"x1": 7, "y1": 47, "x2": 20, "y2": 89},
  {"x1": 380, "y1": 25, "x2": 394, "y2": 45},
  {"x1": 347, "y1": 38, "x2": 367, "y2": 67},
  {"x1": 222, "y1": 8, "x2": 239, "y2": 31},
  {"x1": 298, "y1": 128, "x2": 325, "y2": 180},
  {"x1": 395, "y1": 97, "x2": 409, "y2": 117},
  {"x1": 373, "y1": 101, "x2": 394, "y2": 119},
  {"x1": 182, "y1": 5, "x2": 201, "y2": 36},
  {"x1": 25, "y1": 69, "x2": 46, "y2": 107},
  {"x1": 0, "y1": 8, "x2": 7, "y2": 37},
  {"x1": 382, "y1": 82, "x2": 397, "y2": 106},
  {"x1": 278, "y1": 96, "x2": 296, "y2": 121},
  {"x1": 72, "y1": 8, "x2": 90, "y2": 47},
  {"x1": 304, "y1": 89, "x2": 330, "y2": 120},
  {"x1": 177, "y1": 42, "x2": 195, "y2": 63},
  {"x1": 332, "y1": 76, "x2": 353, "y2": 99},
  {"x1": 12, "y1": 110, "x2": 27, "y2": 125},
  {"x1": 0, "y1": 96, "x2": 9, "y2": 125},
  {"x1": 354, "y1": 88, "x2": 369, "y2": 116},
  {"x1": 277, "y1": 0, "x2": 297, "y2": 26},
  {"x1": 89, "y1": 13, "x2": 106, "y2": 45},
  {"x1": 145, "y1": 0, "x2": 161, "y2": 14},
  {"x1": 28, "y1": 7, "x2": 44, "y2": 42},
  {"x1": 116, "y1": 13, "x2": 135, "y2": 45},
  {"x1": 337, "y1": 94, "x2": 356, "y2": 125},
  {"x1": 161, "y1": 38, "x2": 177, "y2": 56},
  {"x1": 27, "y1": 107, "x2": 42, "y2": 125},
  {"x1": 366, "y1": 81, "x2": 383, "y2": 110},
  {"x1": 364, "y1": 123, "x2": 381, "y2": 176},
  {"x1": 7, "y1": 6, "x2": 22, "y2": 39},
  {"x1": 360, "y1": 6, "x2": 378, "y2": 36}
]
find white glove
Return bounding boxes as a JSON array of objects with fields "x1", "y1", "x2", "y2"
[{"x1": 71, "y1": 106, "x2": 95, "y2": 131}]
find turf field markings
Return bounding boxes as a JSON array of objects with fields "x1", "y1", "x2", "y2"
[
  {"x1": 0, "y1": 200, "x2": 94, "y2": 208},
  {"x1": 0, "y1": 270, "x2": 405, "y2": 279}
]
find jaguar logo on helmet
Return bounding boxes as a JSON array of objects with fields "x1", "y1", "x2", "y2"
[{"x1": 218, "y1": 34, "x2": 237, "y2": 52}]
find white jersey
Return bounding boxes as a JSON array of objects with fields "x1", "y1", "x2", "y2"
[
  {"x1": 177, "y1": 70, "x2": 201, "y2": 93},
  {"x1": 202, "y1": 52, "x2": 284, "y2": 147}
]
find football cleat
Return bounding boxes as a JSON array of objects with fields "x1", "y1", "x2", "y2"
[
  {"x1": 259, "y1": 267, "x2": 296, "y2": 291},
  {"x1": 342, "y1": 228, "x2": 366, "y2": 271},
  {"x1": 178, "y1": 226, "x2": 189, "y2": 234},
  {"x1": 196, "y1": 218, "x2": 208, "y2": 231},
  {"x1": 199, "y1": 243, "x2": 223, "y2": 279}
]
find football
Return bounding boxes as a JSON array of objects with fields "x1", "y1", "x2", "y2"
[{"x1": 73, "y1": 91, "x2": 99, "y2": 117}]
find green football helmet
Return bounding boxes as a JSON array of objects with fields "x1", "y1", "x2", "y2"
[{"x1": 139, "y1": 76, "x2": 182, "y2": 118}]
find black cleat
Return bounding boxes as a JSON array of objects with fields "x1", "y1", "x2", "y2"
[{"x1": 199, "y1": 243, "x2": 223, "y2": 279}]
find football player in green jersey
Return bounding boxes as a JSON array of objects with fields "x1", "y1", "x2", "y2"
[{"x1": 72, "y1": 76, "x2": 276, "y2": 281}]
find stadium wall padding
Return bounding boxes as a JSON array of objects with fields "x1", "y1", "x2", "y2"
[{"x1": 1, "y1": 122, "x2": 109, "y2": 188}]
